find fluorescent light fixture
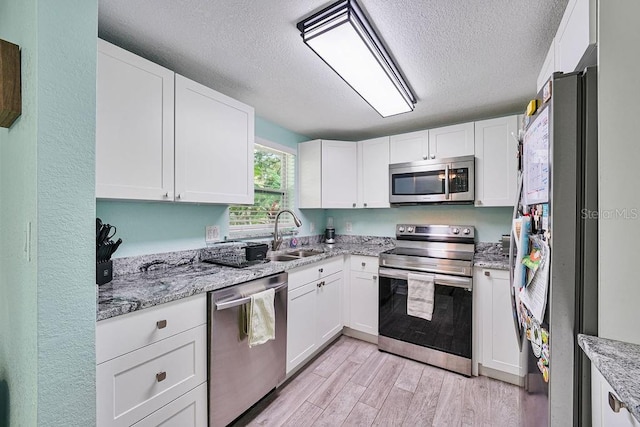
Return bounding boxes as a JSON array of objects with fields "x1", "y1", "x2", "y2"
[{"x1": 297, "y1": 0, "x2": 416, "y2": 117}]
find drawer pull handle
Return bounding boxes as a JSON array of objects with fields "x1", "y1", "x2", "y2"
[
  {"x1": 319, "y1": 268, "x2": 324, "y2": 273},
  {"x1": 484, "y1": 271, "x2": 490, "y2": 277},
  {"x1": 317, "y1": 281, "x2": 325, "y2": 288},
  {"x1": 361, "y1": 262, "x2": 366, "y2": 267},
  {"x1": 373, "y1": 275, "x2": 377, "y2": 280},
  {"x1": 156, "y1": 320, "x2": 167, "y2": 329},
  {"x1": 156, "y1": 371, "x2": 167, "y2": 382},
  {"x1": 608, "y1": 391, "x2": 626, "y2": 413}
]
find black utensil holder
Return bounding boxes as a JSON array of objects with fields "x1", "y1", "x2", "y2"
[{"x1": 96, "y1": 259, "x2": 113, "y2": 285}]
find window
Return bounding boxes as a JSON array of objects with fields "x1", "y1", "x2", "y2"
[{"x1": 229, "y1": 140, "x2": 296, "y2": 238}]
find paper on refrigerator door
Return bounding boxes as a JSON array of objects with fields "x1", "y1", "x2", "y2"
[
  {"x1": 523, "y1": 107, "x2": 550, "y2": 205},
  {"x1": 519, "y1": 236, "x2": 550, "y2": 323}
]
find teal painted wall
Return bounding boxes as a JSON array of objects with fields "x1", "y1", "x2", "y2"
[
  {"x1": 0, "y1": 1, "x2": 97, "y2": 425},
  {"x1": 36, "y1": 1, "x2": 97, "y2": 425},
  {"x1": 97, "y1": 116, "x2": 319, "y2": 257},
  {"x1": 324, "y1": 206, "x2": 512, "y2": 243},
  {"x1": 0, "y1": 1, "x2": 39, "y2": 425}
]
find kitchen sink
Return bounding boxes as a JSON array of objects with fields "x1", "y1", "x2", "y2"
[
  {"x1": 267, "y1": 253, "x2": 300, "y2": 262},
  {"x1": 285, "y1": 249, "x2": 325, "y2": 258}
]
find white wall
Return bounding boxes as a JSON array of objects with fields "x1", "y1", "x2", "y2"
[{"x1": 597, "y1": 1, "x2": 640, "y2": 344}]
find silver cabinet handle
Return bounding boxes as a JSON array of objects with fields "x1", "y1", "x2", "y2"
[
  {"x1": 156, "y1": 371, "x2": 167, "y2": 382},
  {"x1": 373, "y1": 275, "x2": 377, "y2": 280},
  {"x1": 422, "y1": 154, "x2": 428, "y2": 160},
  {"x1": 364, "y1": 203, "x2": 368, "y2": 207},
  {"x1": 176, "y1": 194, "x2": 182, "y2": 199},
  {"x1": 431, "y1": 155, "x2": 436, "y2": 159},
  {"x1": 484, "y1": 271, "x2": 490, "y2": 277},
  {"x1": 608, "y1": 392, "x2": 626, "y2": 413},
  {"x1": 319, "y1": 268, "x2": 324, "y2": 273},
  {"x1": 361, "y1": 262, "x2": 366, "y2": 267},
  {"x1": 156, "y1": 320, "x2": 167, "y2": 329},
  {"x1": 163, "y1": 192, "x2": 169, "y2": 198},
  {"x1": 352, "y1": 203, "x2": 356, "y2": 208},
  {"x1": 317, "y1": 281, "x2": 325, "y2": 288}
]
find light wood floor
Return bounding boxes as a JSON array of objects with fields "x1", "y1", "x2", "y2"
[{"x1": 233, "y1": 336, "x2": 522, "y2": 427}]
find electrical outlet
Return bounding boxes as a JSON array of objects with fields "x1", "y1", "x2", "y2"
[
  {"x1": 345, "y1": 222, "x2": 352, "y2": 233},
  {"x1": 309, "y1": 222, "x2": 315, "y2": 233},
  {"x1": 205, "y1": 225, "x2": 220, "y2": 243}
]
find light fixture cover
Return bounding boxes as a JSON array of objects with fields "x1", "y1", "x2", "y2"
[{"x1": 297, "y1": 0, "x2": 416, "y2": 117}]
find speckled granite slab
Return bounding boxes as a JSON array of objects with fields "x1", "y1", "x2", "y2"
[
  {"x1": 578, "y1": 334, "x2": 640, "y2": 422},
  {"x1": 98, "y1": 239, "x2": 394, "y2": 321},
  {"x1": 474, "y1": 242, "x2": 510, "y2": 270}
]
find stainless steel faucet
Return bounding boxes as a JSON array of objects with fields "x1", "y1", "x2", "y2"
[{"x1": 272, "y1": 209, "x2": 302, "y2": 251}]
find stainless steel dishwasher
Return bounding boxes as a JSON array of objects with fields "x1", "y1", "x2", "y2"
[{"x1": 208, "y1": 272, "x2": 287, "y2": 427}]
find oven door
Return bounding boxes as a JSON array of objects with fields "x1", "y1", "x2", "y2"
[{"x1": 378, "y1": 267, "x2": 472, "y2": 359}]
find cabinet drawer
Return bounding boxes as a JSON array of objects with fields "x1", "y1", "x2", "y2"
[
  {"x1": 97, "y1": 324, "x2": 207, "y2": 427},
  {"x1": 288, "y1": 256, "x2": 343, "y2": 291},
  {"x1": 350, "y1": 255, "x2": 378, "y2": 274},
  {"x1": 97, "y1": 294, "x2": 206, "y2": 363},
  {"x1": 132, "y1": 383, "x2": 207, "y2": 427}
]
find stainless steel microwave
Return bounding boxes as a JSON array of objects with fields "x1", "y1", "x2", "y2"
[{"x1": 389, "y1": 155, "x2": 475, "y2": 204}]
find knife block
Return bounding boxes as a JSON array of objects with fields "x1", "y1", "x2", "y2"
[{"x1": 96, "y1": 260, "x2": 113, "y2": 285}]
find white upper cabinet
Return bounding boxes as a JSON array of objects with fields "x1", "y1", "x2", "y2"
[
  {"x1": 474, "y1": 115, "x2": 518, "y2": 207},
  {"x1": 321, "y1": 140, "x2": 358, "y2": 208},
  {"x1": 174, "y1": 75, "x2": 254, "y2": 204},
  {"x1": 96, "y1": 40, "x2": 254, "y2": 205},
  {"x1": 96, "y1": 40, "x2": 175, "y2": 201},
  {"x1": 358, "y1": 137, "x2": 390, "y2": 208},
  {"x1": 554, "y1": 0, "x2": 596, "y2": 74},
  {"x1": 298, "y1": 140, "x2": 322, "y2": 209},
  {"x1": 389, "y1": 130, "x2": 429, "y2": 164},
  {"x1": 428, "y1": 122, "x2": 475, "y2": 158},
  {"x1": 537, "y1": 39, "x2": 556, "y2": 92}
]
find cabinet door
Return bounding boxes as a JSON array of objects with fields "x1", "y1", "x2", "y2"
[
  {"x1": 476, "y1": 269, "x2": 521, "y2": 376},
  {"x1": 132, "y1": 383, "x2": 207, "y2": 427},
  {"x1": 174, "y1": 74, "x2": 254, "y2": 204},
  {"x1": 349, "y1": 270, "x2": 378, "y2": 336},
  {"x1": 286, "y1": 282, "x2": 318, "y2": 374},
  {"x1": 428, "y1": 122, "x2": 475, "y2": 158},
  {"x1": 298, "y1": 140, "x2": 322, "y2": 208},
  {"x1": 554, "y1": 0, "x2": 595, "y2": 74},
  {"x1": 316, "y1": 272, "x2": 343, "y2": 346},
  {"x1": 96, "y1": 40, "x2": 175, "y2": 201},
  {"x1": 389, "y1": 130, "x2": 429, "y2": 164},
  {"x1": 474, "y1": 116, "x2": 518, "y2": 207},
  {"x1": 358, "y1": 137, "x2": 390, "y2": 208},
  {"x1": 537, "y1": 39, "x2": 556, "y2": 92},
  {"x1": 592, "y1": 366, "x2": 640, "y2": 427},
  {"x1": 321, "y1": 140, "x2": 358, "y2": 208}
]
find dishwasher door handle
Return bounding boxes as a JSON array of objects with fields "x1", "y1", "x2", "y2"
[{"x1": 215, "y1": 281, "x2": 288, "y2": 311}]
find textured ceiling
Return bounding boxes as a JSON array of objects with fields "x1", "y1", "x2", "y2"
[{"x1": 98, "y1": 0, "x2": 568, "y2": 140}]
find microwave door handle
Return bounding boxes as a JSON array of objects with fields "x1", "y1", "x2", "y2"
[{"x1": 444, "y1": 164, "x2": 450, "y2": 199}]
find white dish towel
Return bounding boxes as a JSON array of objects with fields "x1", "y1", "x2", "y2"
[
  {"x1": 407, "y1": 272, "x2": 435, "y2": 321},
  {"x1": 248, "y1": 288, "x2": 276, "y2": 347}
]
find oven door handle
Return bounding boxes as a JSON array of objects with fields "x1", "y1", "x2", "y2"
[
  {"x1": 378, "y1": 268, "x2": 472, "y2": 290},
  {"x1": 215, "y1": 281, "x2": 288, "y2": 311}
]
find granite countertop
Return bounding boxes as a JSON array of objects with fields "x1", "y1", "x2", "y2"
[
  {"x1": 98, "y1": 240, "x2": 393, "y2": 321},
  {"x1": 474, "y1": 242, "x2": 510, "y2": 270},
  {"x1": 578, "y1": 334, "x2": 640, "y2": 422}
]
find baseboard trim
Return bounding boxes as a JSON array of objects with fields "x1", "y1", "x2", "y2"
[
  {"x1": 478, "y1": 364, "x2": 525, "y2": 387},
  {"x1": 342, "y1": 327, "x2": 378, "y2": 344}
]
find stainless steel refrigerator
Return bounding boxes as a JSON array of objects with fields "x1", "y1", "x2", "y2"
[{"x1": 509, "y1": 66, "x2": 598, "y2": 427}]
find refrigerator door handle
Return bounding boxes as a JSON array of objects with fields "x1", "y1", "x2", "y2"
[{"x1": 509, "y1": 172, "x2": 525, "y2": 351}]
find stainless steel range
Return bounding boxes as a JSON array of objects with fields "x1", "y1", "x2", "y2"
[{"x1": 378, "y1": 224, "x2": 475, "y2": 376}]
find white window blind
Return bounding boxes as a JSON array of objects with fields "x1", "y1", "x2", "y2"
[{"x1": 229, "y1": 143, "x2": 296, "y2": 238}]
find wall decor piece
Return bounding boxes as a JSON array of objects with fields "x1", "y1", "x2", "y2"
[{"x1": 0, "y1": 39, "x2": 21, "y2": 128}]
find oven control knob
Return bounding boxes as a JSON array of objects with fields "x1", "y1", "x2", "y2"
[
  {"x1": 407, "y1": 226, "x2": 414, "y2": 233},
  {"x1": 452, "y1": 228, "x2": 460, "y2": 235},
  {"x1": 398, "y1": 226, "x2": 405, "y2": 232},
  {"x1": 463, "y1": 228, "x2": 471, "y2": 235}
]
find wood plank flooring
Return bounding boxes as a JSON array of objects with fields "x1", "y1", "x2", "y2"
[{"x1": 232, "y1": 336, "x2": 522, "y2": 427}]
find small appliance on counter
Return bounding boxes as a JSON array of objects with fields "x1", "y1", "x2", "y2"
[
  {"x1": 325, "y1": 217, "x2": 336, "y2": 244},
  {"x1": 244, "y1": 243, "x2": 268, "y2": 261},
  {"x1": 96, "y1": 218, "x2": 122, "y2": 285}
]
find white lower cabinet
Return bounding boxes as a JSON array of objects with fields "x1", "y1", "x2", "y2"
[
  {"x1": 96, "y1": 294, "x2": 207, "y2": 427},
  {"x1": 286, "y1": 257, "x2": 343, "y2": 374},
  {"x1": 592, "y1": 365, "x2": 640, "y2": 427},
  {"x1": 348, "y1": 256, "x2": 378, "y2": 336},
  {"x1": 133, "y1": 383, "x2": 208, "y2": 427},
  {"x1": 474, "y1": 268, "x2": 523, "y2": 380}
]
